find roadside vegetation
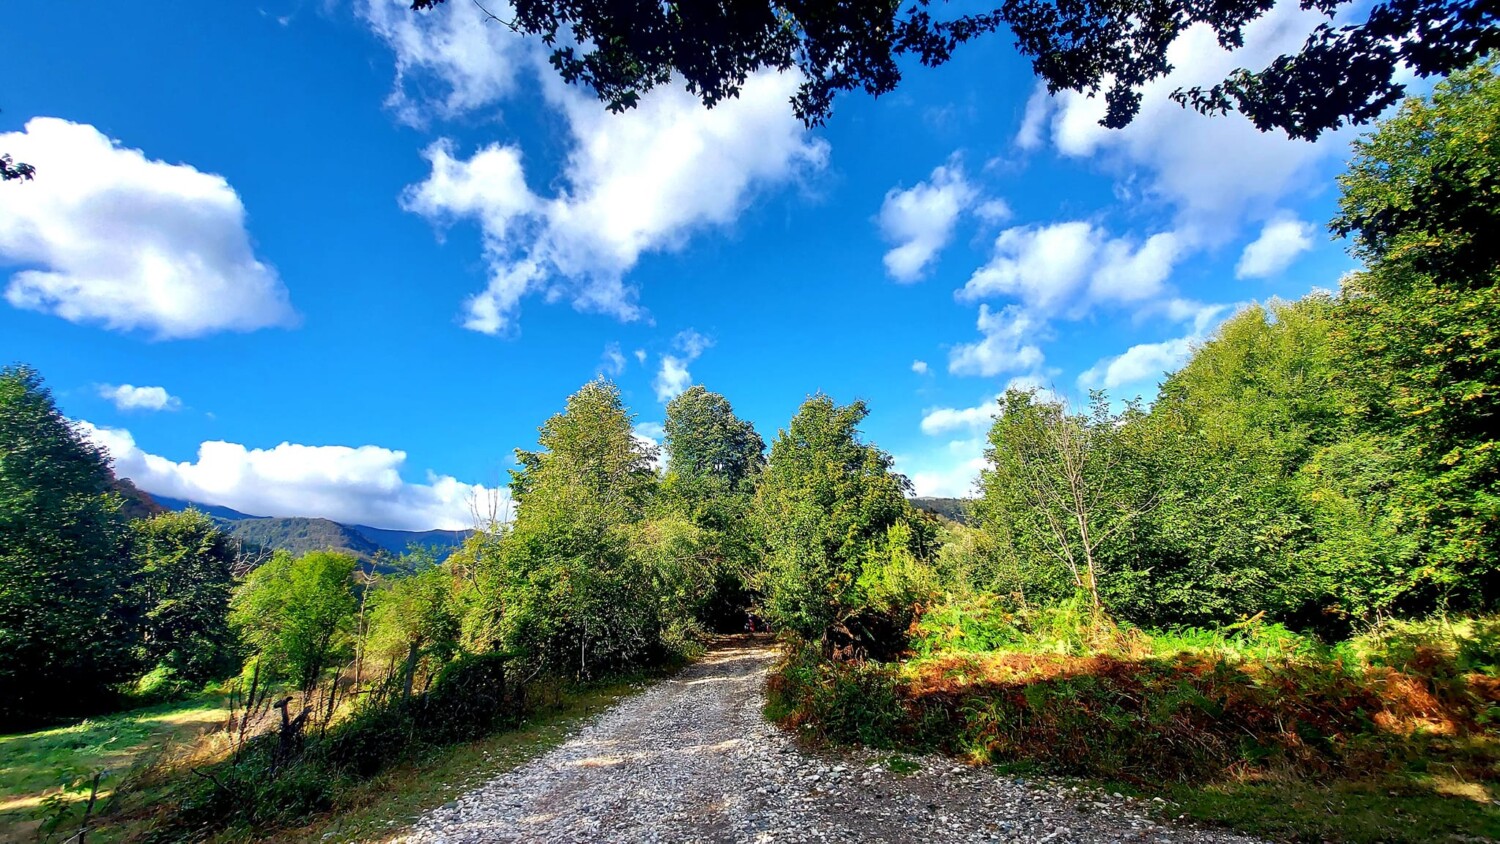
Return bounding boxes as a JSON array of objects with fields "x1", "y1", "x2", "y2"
[{"x1": 763, "y1": 61, "x2": 1500, "y2": 843}]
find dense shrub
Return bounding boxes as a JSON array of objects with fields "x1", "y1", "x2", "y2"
[{"x1": 771, "y1": 623, "x2": 1500, "y2": 785}]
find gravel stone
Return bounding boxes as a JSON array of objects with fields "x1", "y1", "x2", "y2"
[{"x1": 396, "y1": 641, "x2": 1261, "y2": 843}]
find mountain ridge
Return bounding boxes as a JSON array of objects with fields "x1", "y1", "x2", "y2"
[{"x1": 149, "y1": 493, "x2": 472, "y2": 563}]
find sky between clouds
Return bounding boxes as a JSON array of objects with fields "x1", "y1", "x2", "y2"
[{"x1": 0, "y1": 0, "x2": 1374, "y2": 526}]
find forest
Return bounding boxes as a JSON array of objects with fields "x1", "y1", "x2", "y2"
[{"x1": 1, "y1": 58, "x2": 1498, "y2": 843}]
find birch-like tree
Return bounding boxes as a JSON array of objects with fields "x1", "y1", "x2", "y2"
[{"x1": 978, "y1": 389, "x2": 1154, "y2": 619}]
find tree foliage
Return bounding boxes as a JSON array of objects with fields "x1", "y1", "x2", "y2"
[
  {"x1": 231, "y1": 550, "x2": 358, "y2": 693},
  {"x1": 412, "y1": 0, "x2": 1496, "y2": 139},
  {"x1": 754, "y1": 395, "x2": 922, "y2": 655},
  {"x1": 978, "y1": 390, "x2": 1154, "y2": 618},
  {"x1": 1333, "y1": 58, "x2": 1500, "y2": 599},
  {"x1": 494, "y1": 379, "x2": 662, "y2": 677},
  {"x1": 658, "y1": 386, "x2": 766, "y2": 631},
  {"x1": 129, "y1": 509, "x2": 239, "y2": 693},
  {"x1": 0, "y1": 365, "x2": 135, "y2": 723}
]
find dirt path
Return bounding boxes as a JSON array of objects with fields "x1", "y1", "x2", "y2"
[{"x1": 398, "y1": 640, "x2": 1258, "y2": 843}]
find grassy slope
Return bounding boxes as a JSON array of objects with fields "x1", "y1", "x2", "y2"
[{"x1": 0, "y1": 696, "x2": 230, "y2": 842}]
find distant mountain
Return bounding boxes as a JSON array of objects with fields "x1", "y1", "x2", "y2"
[
  {"x1": 152, "y1": 495, "x2": 259, "y2": 522},
  {"x1": 911, "y1": 496, "x2": 973, "y2": 525},
  {"x1": 351, "y1": 523, "x2": 472, "y2": 556},
  {"x1": 150, "y1": 494, "x2": 472, "y2": 564}
]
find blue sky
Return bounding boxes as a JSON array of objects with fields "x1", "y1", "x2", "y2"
[{"x1": 1, "y1": 0, "x2": 1365, "y2": 529}]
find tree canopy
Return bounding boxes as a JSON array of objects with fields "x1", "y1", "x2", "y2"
[
  {"x1": 0, "y1": 365, "x2": 135, "y2": 722},
  {"x1": 412, "y1": 0, "x2": 1496, "y2": 139}
]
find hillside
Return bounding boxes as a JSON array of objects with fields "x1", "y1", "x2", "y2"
[
  {"x1": 150, "y1": 493, "x2": 472, "y2": 564},
  {"x1": 910, "y1": 496, "x2": 972, "y2": 524}
]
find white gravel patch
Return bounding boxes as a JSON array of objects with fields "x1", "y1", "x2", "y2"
[{"x1": 396, "y1": 640, "x2": 1261, "y2": 843}]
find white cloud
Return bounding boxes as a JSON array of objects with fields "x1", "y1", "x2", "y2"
[
  {"x1": 1040, "y1": 2, "x2": 1349, "y2": 240},
  {"x1": 900, "y1": 437, "x2": 988, "y2": 498},
  {"x1": 359, "y1": 0, "x2": 525, "y2": 125},
  {"x1": 1090, "y1": 231, "x2": 1185, "y2": 302},
  {"x1": 961, "y1": 222, "x2": 1185, "y2": 316},
  {"x1": 948, "y1": 304, "x2": 1046, "y2": 377},
  {"x1": 1078, "y1": 303, "x2": 1233, "y2": 391},
  {"x1": 654, "y1": 329, "x2": 712, "y2": 403},
  {"x1": 78, "y1": 421, "x2": 505, "y2": 531},
  {"x1": 0, "y1": 118, "x2": 295, "y2": 339},
  {"x1": 975, "y1": 199, "x2": 1014, "y2": 224},
  {"x1": 1236, "y1": 214, "x2": 1316, "y2": 278},
  {"x1": 1015, "y1": 84, "x2": 1052, "y2": 151},
  {"x1": 921, "y1": 397, "x2": 998, "y2": 436},
  {"x1": 911, "y1": 360, "x2": 929, "y2": 375},
  {"x1": 404, "y1": 66, "x2": 828, "y2": 335},
  {"x1": 633, "y1": 349, "x2": 647, "y2": 364},
  {"x1": 600, "y1": 342, "x2": 627, "y2": 376},
  {"x1": 878, "y1": 162, "x2": 977, "y2": 282},
  {"x1": 98, "y1": 384, "x2": 182, "y2": 412}
]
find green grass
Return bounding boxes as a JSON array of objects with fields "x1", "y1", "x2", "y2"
[
  {"x1": 0, "y1": 695, "x2": 229, "y2": 842},
  {"x1": 1155, "y1": 777, "x2": 1500, "y2": 843}
]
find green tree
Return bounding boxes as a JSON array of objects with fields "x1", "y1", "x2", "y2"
[
  {"x1": 231, "y1": 550, "x2": 357, "y2": 693},
  {"x1": 978, "y1": 389, "x2": 1154, "y2": 619},
  {"x1": 0, "y1": 365, "x2": 135, "y2": 723},
  {"x1": 413, "y1": 0, "x2": 1493, "y2": 139},
  {"x1": 663, "y1": 386, "x2": 765, "y2": 493},
  {"x1": 499, "y1": 379, "x2": 661, "y2": 677},
  {"x1": 1332, "y1": 59, "x2": 1500, "y2": 608},
  {"x1": 365, "y1": 562, "x2": 463, "y2": 695},
  {"x1": 658, "y1": 386, "x2": 766, "y2": 631},
  {"x1": 1134, "y1": 299, "x2": 1348, "y2": 627},
  {"x1": 754, "y1": 395, "x2": 916, "y2": 655},
  {"x1": 130, "y1": 509, "x2": 239, "y2": 693}
]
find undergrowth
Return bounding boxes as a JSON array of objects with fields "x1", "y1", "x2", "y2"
[
  {"x1": 116, "y1": 652, "x2": 526, "y2": 840},
  {"x1": 769, "y1": 605, "x2": 1500, "y2": 842}
]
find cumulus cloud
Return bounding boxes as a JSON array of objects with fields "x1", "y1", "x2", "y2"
[
  {"x1": 911, "y1": 360, "x2": 929, "y2": 375},
  {"x1": 1035, "y1": 2, "x2": 1349, "y2": 240},
  {"x1": 401, "y1": 57, "x2": 827, "y2": 334},
  {"x1": 962, "y1": 222, "x2": 1185, "y2": 316},
  {"x1": 878, "y1": 162, "x2": 977, "y2": 282},
  {"x1": 359, "y1": 0, "x2": 525, "y2": 125},
  {"x1": 654, "y1": 329, "x2": 713, "y2": 403},
  {"x1": 98, "y1": 384, "x2": 182, "y2": 412},
  {"x1": 78, "y1": 421, "x2": 506, "y2": 531},
  {"x1": 0, "y1": 118, "x2": 296, "y2": 339},
  {"x1": 1078, "y1": 303, "x2": 1233, "y2": 391},
  {"x1": 1236, "y1": 214, "x2": 1316, "y2": 278},
  {"x1": 920, "y1": 399, "x2": 997, "y2": 436},
  {"x1": 948, "y1": 304, "x2": 1046, "y2": 377}
]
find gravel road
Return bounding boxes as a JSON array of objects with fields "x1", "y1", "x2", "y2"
[{"x1": 397, "y1": 639, "x2": 1260, "y2": 843}]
